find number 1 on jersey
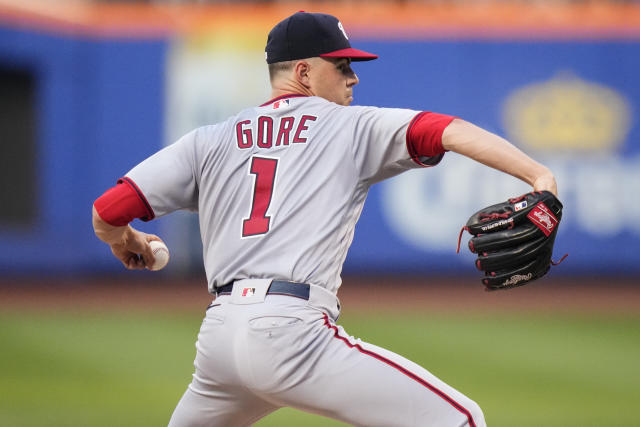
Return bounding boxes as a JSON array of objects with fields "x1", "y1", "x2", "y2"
[{"x1": 243, "y1": 156, "x2": 278, "y2": 237}]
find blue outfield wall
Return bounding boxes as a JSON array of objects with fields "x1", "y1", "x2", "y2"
[
  {"x1": 0, "y1": 27, "x2": 638, "y2": 275},
  {"x1": 0, "y1": 26, "x2": 167, "y2": 273},
  {"x1": 346, "y1": 40, "x2": 640, "y2": 275}
]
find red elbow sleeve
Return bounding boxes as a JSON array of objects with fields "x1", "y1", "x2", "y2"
[
  {"x1": 406, "y1": 112, "x2": 456, "y2": 163},
  {"x1": 93, "y1": 177, "x2": 154, "y2": 226}
]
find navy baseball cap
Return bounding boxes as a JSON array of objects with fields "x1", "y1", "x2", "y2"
[{"x1": 265, "y1": 12, "x2": 378, "y2": 64}]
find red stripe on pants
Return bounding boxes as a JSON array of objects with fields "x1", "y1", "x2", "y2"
[{"x1": 322, "y1": 314, "x2": 477, "y2": 427}]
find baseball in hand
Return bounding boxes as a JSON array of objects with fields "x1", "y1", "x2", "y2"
[{"x1": 148, "y1": 240, "x2": 170, "y2": 271}]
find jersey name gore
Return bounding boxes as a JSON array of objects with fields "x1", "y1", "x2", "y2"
[{"x1": 236, "y1": 115, "x2": 317, "y2": 149}]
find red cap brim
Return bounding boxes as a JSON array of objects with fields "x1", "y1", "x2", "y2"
[{"x1": 319, "y1": 48, "x2": 378, "y2": 61}]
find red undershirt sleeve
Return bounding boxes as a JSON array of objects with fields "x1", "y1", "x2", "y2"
[
  {"x1": 405, "y1": 112, "x2": 456, "y2": 166},
  {"x1": 93, "y1": 177, "x2": 155, "y2": 226}
]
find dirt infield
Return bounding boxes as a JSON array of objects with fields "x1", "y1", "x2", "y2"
[{"x1": 1, "y1": 275, "x2": 639, "y2": 314}]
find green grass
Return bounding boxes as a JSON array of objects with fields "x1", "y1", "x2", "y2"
[{"x1": 1, "y1": 309, "x2": 638, "y2": 426}]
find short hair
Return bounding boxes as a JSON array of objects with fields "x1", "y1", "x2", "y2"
[{"x1": 268, "y1": 60, "x2": 296, "y2": 82}]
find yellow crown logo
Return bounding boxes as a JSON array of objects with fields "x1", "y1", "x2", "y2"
[{"x1": 502, "y1": 73, "x2": 632, "y2": 152}]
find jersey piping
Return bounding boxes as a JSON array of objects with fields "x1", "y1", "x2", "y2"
[
  {"x1": 405, "y1": 111, "x2": 450, "y2": 167},
  {"x1": 119, "y1": 176, "x2": 155, "y2": 221}
]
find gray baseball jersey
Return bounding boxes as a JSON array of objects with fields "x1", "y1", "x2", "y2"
[
  {"x1": 126, "y1": 95, "x2": 442, "y2": 294},
  {"x1": 126, "y1": 94, "x2": 485, "y2": 427}
]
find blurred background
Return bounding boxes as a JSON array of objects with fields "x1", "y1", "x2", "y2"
[{"x1": 1, "y1": 0, "x2": 639, "y2": 426}]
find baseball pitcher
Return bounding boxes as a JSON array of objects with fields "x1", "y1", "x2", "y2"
[{"x1": 93, "y1": 11, "x2": 560, "y2": 427}]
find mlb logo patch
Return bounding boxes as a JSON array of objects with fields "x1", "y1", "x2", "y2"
[
  {"x1": 273, "y1": 99, "x2": 290, "y2": 109},
  {"x1": 242, "y1": 287, "x2": 256, "y2": 297},
  {"x1": 513, "y1": 200, "x2": 528, "y2": 212}
]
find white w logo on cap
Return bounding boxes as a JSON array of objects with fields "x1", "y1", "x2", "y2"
[{"x1": 338, "y1": 22, "x2": 349, "y2": 40}]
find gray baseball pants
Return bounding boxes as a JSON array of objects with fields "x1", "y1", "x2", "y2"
[{"x1": 168, "y1": 280, "x2": 485, "y2": 427}]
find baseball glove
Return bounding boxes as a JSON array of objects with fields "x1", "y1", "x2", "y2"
[{"x1": 458, "y1": 191, "x2": 565, "y2": 291}]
